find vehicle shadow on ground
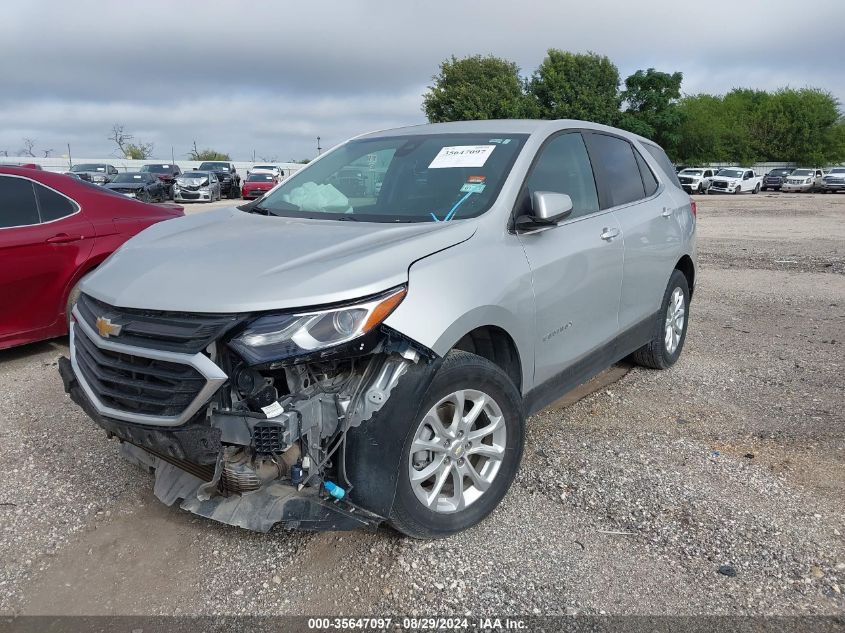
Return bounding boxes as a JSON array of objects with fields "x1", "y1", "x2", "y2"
[{"x1": 0, "y1": 337, "x2": 68, "y2": 364}]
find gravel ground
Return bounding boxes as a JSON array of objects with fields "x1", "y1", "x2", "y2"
[{"x1": 0, "y1": 193, "x2": 842, "y2": 617}]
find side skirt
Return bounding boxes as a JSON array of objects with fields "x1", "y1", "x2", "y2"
[{"x1": 523, "y1": 313, "x2": 656, "y2": 416}]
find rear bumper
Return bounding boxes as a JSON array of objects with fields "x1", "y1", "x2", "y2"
[{"x1": 58, "y1": 356, "x2": 379, "y2": 532}]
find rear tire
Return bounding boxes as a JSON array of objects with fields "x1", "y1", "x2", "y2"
[
  {"x1": 389, "y1": 350, "x2": 524, "y2": 539},
  {"x1": 753, "y1": 183, "x2": 760, "y2": 194},
  {"x1": 630, "y1": 269, "x2": 690, "y2": 370}
]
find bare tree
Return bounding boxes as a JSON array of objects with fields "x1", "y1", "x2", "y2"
[
  {"x1": 108, "y1": 123, "x2": 133, "y2": 157},
  {"x1": 42, "y1": 148, "x2": 53, "y2": 158},
  {"x1": 19, "y1": 138, "x2": 36, "y2": 157},
  {"x1": 258, "y1": 155, "x2": 279, "y2": 162},
  {"x1": 0, "y1": 150, "x2": 8, "y2": 157}
]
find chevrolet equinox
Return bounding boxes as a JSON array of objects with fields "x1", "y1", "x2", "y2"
[{"x1": 59, "y1": 120, "x2": 696, "y2": 538}]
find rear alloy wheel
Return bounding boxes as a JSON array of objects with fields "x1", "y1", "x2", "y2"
[
  {"x1": 697, "y1": 182, "x2": 704, "y2": 194},
  {"x1": 630, "y1": 269, "x2": 690, "y2": 370},
  {"x1": 753, "y1": 183, "x2": 761, "y2": 194},
  {"x1": 390, "y1": 351, "x2": 524, "y2": 539}
]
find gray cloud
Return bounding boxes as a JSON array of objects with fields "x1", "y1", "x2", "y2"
[{"x1": 1, "y1": 0, "x2": 842, "y2": 160}]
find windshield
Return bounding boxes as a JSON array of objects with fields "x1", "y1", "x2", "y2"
[
  {"x1": 198, "y1": 162, "x2": 229, "y2": 170},
  {"x1": 679, "y1": 169, "x2": 703, "y2": 176},
  {"x1": 141, "y1": 164, "x2": 172, "y2": 173},
  {"x1": 247, "y1": 173, "x2": 276, "y2": 182},
  {"x1": 717, "y1": 169, "x2": 744, "y2": 178},
  {"x1": 770, "y1": 169, "x2": 792, "y2": 176},
  {"x1": 253, "y1": 165, "x2": 276, "y2": 171},
  {"x1": 829, "y1": 168, "x2": 845, "y2": 174},
  {"x1": 792, "y1": 169, "x2": 813, "y2": 176},
  {"x1": 180, "y1": 172, "x2": 210, "y2": 179},
  {"x1": 255, "y1": 133, "x2": 528, "y2": 223},
  {"x1": 112, "y1": 173, "x2": 148, "y2": 183},
  {"x1": 71, "y1": 164, "x2": 106, "y2": 172}
]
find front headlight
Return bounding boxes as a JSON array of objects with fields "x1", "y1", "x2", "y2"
[
  {"x1": 804, "y1": 179, "x2": 811, "y2": 184},
  {"x1": 230, "y1": 287, "x2": 407, "y2": 365}
]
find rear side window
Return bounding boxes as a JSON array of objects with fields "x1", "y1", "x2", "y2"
[
  {"x1": 0, "y1": 176, "x2": 40, "y2": 228},
  {"x1": 635, "y1": 150, "x2": 658, "y2": 197},
  {"x1": 525, "y1": 132, "x2": 599, "y2": 219},
  {"x1": 643, "y1": 143, "x2": 683, "y2": 189},
  {"x1": 35, "y1": 183, "x2": 77, "y2": 222},
  {"x1": 588, "y1": 134, "x2": 645, "y2": 207}
]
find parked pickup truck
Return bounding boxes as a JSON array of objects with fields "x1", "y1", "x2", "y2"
[
  {"x1": 708, "y1": 168, "x2": 762, "y2": 195},
  {"x1": 197, "y1": 161, "x2": 241, "y2": 198},
  {"x1": 58, "y1": 120, "x2": 696, "y2": 538},
  {"x1": 781, "y1": 168, "x2": 824, "y2": 193},
  {"x1": 821, "y1": 167, "x2": 845, "y2": 193},
  {"x1": 677, "y1": 167, "x2": 716, "y2": 194},
  {"x1": 761, "y1": 168, "x2": 794, "y2": 191}
]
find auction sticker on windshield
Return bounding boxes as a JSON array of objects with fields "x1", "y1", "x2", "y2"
[{"x1": 429, "y1": 145, "x2": 495, "y2": 169}]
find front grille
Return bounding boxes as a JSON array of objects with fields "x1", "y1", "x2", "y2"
[
  {"x1": 713, "y1": 180, "x2": 728, "y2": 188},
  {"x1": 678, "y1": 176, "x2": 693, "y2": 184},
  {"x1": 180, "y1": 191, "x2": 201, "y2": 199},
  {"x1": 74, "y1": 324, "x2": 207, "y2": 417},
  {"x1": 111, "y1": 187, "x2": 138, "y2": 194},
  {"x1": 77, "y1": 293, "x2": 240, "y2": 354}
]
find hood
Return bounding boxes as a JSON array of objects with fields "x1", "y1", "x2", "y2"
[{"x1": 81, "y1": 206, "x2": 476, "y2": 313}]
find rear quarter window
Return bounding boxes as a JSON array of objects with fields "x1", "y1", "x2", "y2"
[
  {"x1": 587, "y1": 134, "x2": 645, "y2": 207},
  {"x1": 642, "y1": 143, "x2": 683, "y2": 189},
  {"x1": 35, "y1": 183, "x2": 78, "y2": 221}
]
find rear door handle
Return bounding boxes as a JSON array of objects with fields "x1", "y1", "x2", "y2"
[
  {"x1": 600, "y1": 227, "x2": 620, "y2": 241},
  {"x1": 46, "y1": 233, "x2": 84, "y2": 244},
  {"x1": 661, "y1": 207, "x2": 673, "y2": 217}
]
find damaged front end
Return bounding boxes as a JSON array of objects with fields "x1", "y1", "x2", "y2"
[{"x1": 58, "y1": 287, "x2": 437, "y2": 532}]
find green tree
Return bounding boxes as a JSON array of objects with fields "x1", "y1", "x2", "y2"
[
  {"x1": 618, "y1": 68, "x2": 684, "y2": 154},
  {"x1": 189, "y1": 141, "x2": 230, "y2": 161},
  {"x1": 527, "y1": 50, "x2": 620, "y2": 125},
  {"x1": 124, "y1": 142, "x2": 154, "y2": 159},
  {"x1": 422, "y1": 55, "x2": 531, "y2": 122}
]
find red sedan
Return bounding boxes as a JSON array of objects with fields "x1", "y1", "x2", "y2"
[
  {"x1": 241, "y1": 172, "x2": 278, "y2": 199},
  {"x1": 0, "y1": 167, "x2": 184, "y2": 350}
]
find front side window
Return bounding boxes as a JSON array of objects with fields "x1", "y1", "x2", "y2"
[
  {"x1": 0, "y1": 176, "x2": 40, "y2": 228},
  {"x1": 589, "y1": 134, "x2": 645, "y2": 208},
  {"x1": 35, "y1": 183, "x2": 77, "y2": 222},
  {"x1": 255, "y1": 133, "x2": 528, "y2": 223},
  {"x1": 523, "y1": 132, "x2": 599, "y2": 220}
]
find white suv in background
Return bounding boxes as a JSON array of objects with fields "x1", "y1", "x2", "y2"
[
  {"x1": 781, "y1": 168, "x2": 824, "y2": 193},
  {"x1": 677, "y1": 167, "x2": 716, "y2": 194}
]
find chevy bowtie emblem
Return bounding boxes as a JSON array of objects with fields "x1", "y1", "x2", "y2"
[{"x1": 95, "y1": 316, "x2": 122, "y2": 338}]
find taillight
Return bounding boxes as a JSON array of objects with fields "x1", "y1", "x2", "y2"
[{"x1": 689, "y1": 198, "x2": 697, "y2": 219}]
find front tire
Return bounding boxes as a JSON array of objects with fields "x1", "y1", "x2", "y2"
[
  {"x1": 734, "y1": 185, "x2": 741, "y2": 195},
  {"x1": 390, "y1": 351, "x2": 524, "y2": 539},
  {"x1": 753, "y1": 183, "x2": 760, "y2": 194},
  {"x1": 630, "y1": 269, "x2": 690, "y2": 370}
]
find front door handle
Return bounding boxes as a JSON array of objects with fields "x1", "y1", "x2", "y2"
[
  {"x1": 661, "y1": 207, "x2": 673, "y2": 217},
  {"x1": 46, "y1": 233, "x2": 84, "y2": 244},
  {"x1": 600, "y1": 227, "x2": 620, "y2": 241}
]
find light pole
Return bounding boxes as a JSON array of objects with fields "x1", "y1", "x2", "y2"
[{"x1": 316, "y1": 136, "x2": 322, "y2": 156}]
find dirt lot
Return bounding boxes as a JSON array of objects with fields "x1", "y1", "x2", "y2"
[{"x1": 1, "y1": 192, "x2": 843, "y2": 617}]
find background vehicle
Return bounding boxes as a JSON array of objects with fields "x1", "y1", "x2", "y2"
[
  {"x1": 761, "y1": 167, "x2": 794, "y2": 191},
  {"x1": 68, "y1": 163, "x2": 119, "y2": 184},
  {"x1": 0, "y1": 167, "x2": 183, "y2": 350},
  {"x1": 59, "y1": 120, "x2": 696, "y2": 539},
  {"x1": 241, "y1": 172, "x2": 277, "y2": 199},
  {"x1": 677, "y1": 167, "x2": 716, "y2": 194},
  {"x1": 249, "y1": 165, "x2": 284, "y2": 180},
  {"x1": 104, "y1": 172, "x2": 169, "y2": 202},
  {"x1": 781, "y1": 168, "x2": 824, "y2": 193},
  {"x1": 709, "y1": 168, "x2": 762, "y2": 194},
  {"x1": 174, "y1": 170, "x2": 221, "y2": 202},
  {"x1": 821, "y1": 167, "x2": 845, "y2": 193},
  {"x1": 140, "y1": 163, "x2": 182, "y2": 199},
  {"x1": 197, "y1": 161, "x2": 240, "y2": 198}
]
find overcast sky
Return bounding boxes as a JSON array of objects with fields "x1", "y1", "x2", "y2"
[{"x1": 1, "y1": 0, "x2": 842, "y2": 163}]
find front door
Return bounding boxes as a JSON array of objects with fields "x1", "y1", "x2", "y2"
[{"x1": 516, "y1": 131, "x2": 624, "y2": 387}]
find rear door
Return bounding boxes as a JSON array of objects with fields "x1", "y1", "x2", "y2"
[
  {"x1": 0, "y1": 175, "x2": 94, "y2": 341},
  {"x1": 584, "y1": 134, "x2": 686, "y2": 332},
  {"x1": 516, "y1": 131, "x2": 624, "y2": 386}
]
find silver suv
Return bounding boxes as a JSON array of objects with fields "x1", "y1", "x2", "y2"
[{"x1": 59, "y1": 120, "x2": 696, "y2": 538}]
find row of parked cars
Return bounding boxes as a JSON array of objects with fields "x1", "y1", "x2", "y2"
[
  {"x1": 675, "y1": 166, "x2": 845, "y2": 195},
  {"x1": 61, "y1": 161, "x2": 286, "y2": 203}
]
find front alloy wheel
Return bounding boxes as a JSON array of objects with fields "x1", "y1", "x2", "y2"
[
  {"x1": 390, "y1": 350, "x2": 524, "y2": 538},
  {"x1": 408, "y1": 389, "x2": 506, "y2": 513}
]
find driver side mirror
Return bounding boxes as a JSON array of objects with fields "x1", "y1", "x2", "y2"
[{"x1": 532, "y1": 191, "x2": 573, "y2": 223}]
